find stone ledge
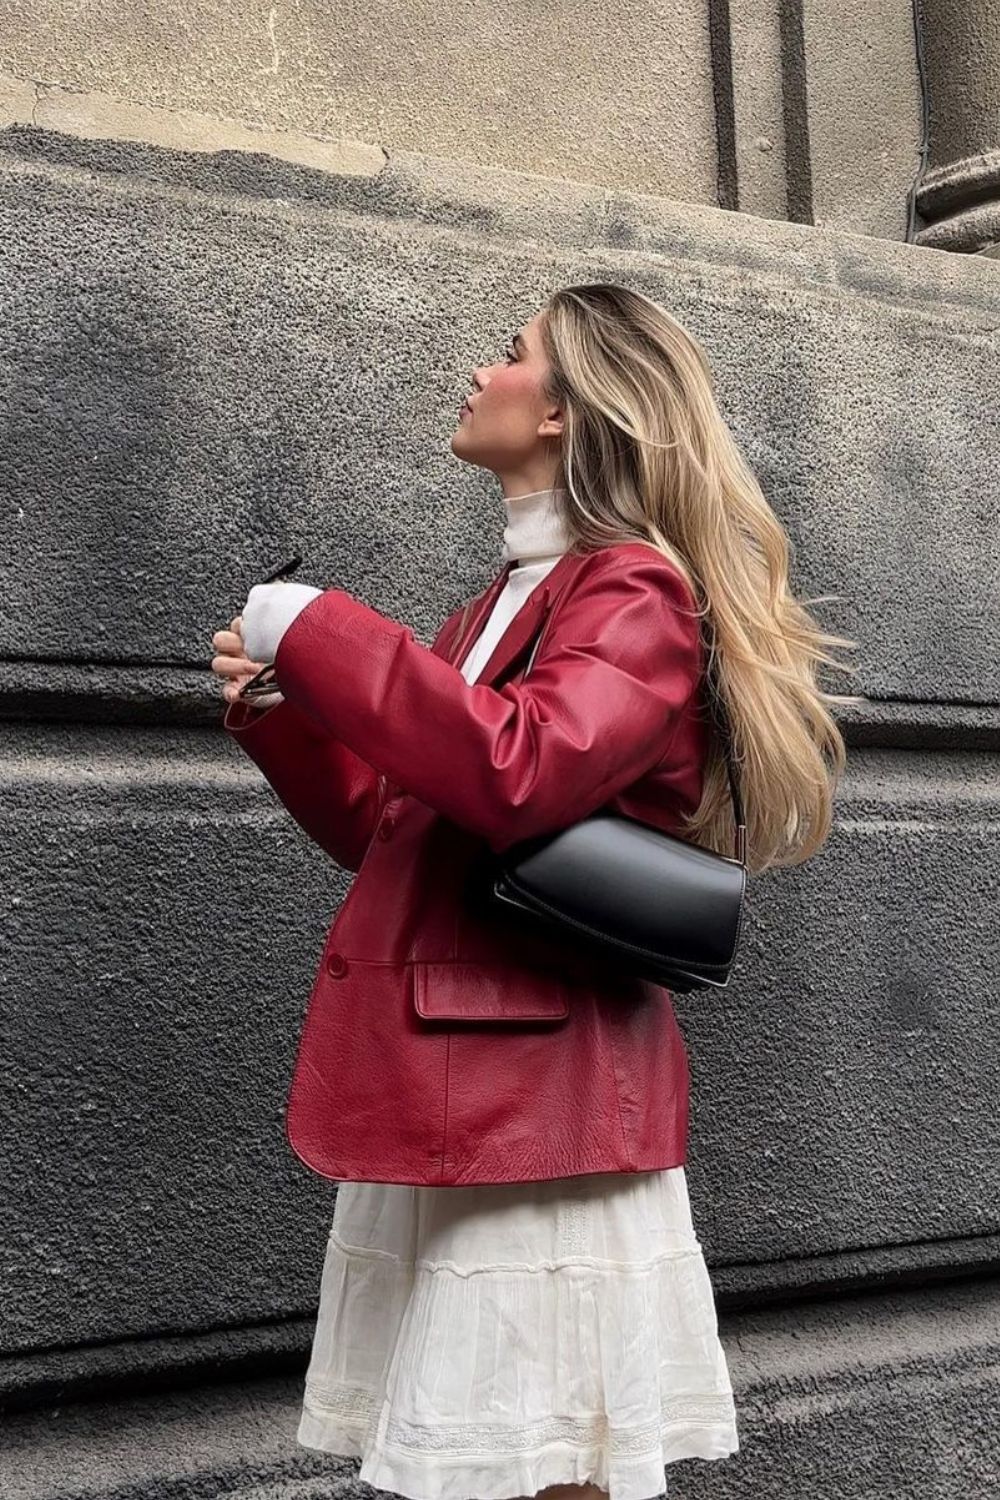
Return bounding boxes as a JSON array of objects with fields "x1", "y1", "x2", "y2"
[
  {"x1": 0, "y1": 1316, "x2": 314, "y2": 1415},
  {"x1": 3, "y1": 663, "x2": 1000, "y2": 746},
  {"x1": 0, "y1": 68, "x2": 385, "y2": 178},
  {"x1": 1, "y1": 114, "x2": 998, "y2": 322}
]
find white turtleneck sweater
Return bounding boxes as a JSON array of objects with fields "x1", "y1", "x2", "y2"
[{"x1": 459, "y1": 487, "x2": 571, "y2": 685}]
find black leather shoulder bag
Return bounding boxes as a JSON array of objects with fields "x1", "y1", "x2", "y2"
[{"x1": 487, "y1": 610, "x2": 748, "y2": 993}]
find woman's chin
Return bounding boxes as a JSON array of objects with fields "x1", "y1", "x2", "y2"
[
  {"x1": 449, "y1": 426, "x2": 475, "y2": 457},
  {"x1": 448, "y1": 433, "x2": 492, "y2": 473}
]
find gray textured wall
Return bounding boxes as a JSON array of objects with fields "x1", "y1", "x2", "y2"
[{"x1": 2, "y1": 125, "x2": 998, "y2": 1494}]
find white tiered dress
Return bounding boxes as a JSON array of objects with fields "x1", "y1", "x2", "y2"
[{"x1": 295, "y1": 490, "x2": 740, "y2": 1500}]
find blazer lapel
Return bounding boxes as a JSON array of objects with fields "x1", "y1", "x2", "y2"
[
  {"x1": 431, "y1": 561, "x2": 512, "y2": 672},
  {"x1": 437, "y1": 549, "x2": 585, "y2": 687}
]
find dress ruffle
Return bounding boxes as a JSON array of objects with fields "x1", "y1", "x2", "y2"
[{"x1": 297, "y1": 1167, "x2": 739, "y2": 1500}]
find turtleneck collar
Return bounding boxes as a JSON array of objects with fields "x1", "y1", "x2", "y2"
[{"x1": 501, "y1": 487, "x2": 572, "y2": 566}]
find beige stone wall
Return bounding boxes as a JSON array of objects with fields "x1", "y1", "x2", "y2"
[
  {"x1": 0, "y1": 0, "x2": 718, "y2": 205},
  {"x1": 0, "y1": 1, "x2": 970, "y2": 247},
  {"x1": 803, "y1": 0, "x2": 922, "y2": 241}
]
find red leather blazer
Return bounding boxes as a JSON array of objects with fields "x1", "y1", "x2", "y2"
[{"x1": 224, "y1": 541, "x2": 710, "y2": 1186}]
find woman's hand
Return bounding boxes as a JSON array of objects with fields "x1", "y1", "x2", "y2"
[
  {"x1": 240, "y1": 580, "x2": 324, "y2": 664},
  {"x1": 210, "y1": 614, "x2": 284, "y2": 709}
]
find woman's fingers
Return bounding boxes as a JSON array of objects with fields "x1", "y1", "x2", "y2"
[
  {"x1": 212, "y1": 616, "x2": 270, "y2": 705},
  {"x1": 220, "y1": 672, "x2": 283, "y2": 707},
  {"x1": 211, "y1": 652, "x2": 263, "y2": 678},
  {"x1": 219, "y1": 665, "x2": 258, "y2": 703},
  {"x1": 212, "y1": 627, "x2": 244, "y2": 654}
]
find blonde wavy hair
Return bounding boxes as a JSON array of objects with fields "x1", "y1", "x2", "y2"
[{"x1": 538, "y1": 282, "x2": 861, "y2": 874}]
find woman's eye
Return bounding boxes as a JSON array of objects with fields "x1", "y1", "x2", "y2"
[{"x1": 502, "y1": 342, "x2": 517, "y2": 363}]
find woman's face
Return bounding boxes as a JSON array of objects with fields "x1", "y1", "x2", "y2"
[{"x1": 451, "y1": 310, "x2": 564, "y2": 494}]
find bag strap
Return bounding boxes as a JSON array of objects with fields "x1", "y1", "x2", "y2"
[{"x1": 703, "y1": 651, "x2": 747, "y2": 866}]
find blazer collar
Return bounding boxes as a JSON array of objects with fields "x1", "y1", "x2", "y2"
[{"x1": 434, "y1": 549, "x2": 586, "y2": 686}]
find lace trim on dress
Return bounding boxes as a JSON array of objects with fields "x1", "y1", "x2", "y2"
[
  {"x1": 304, "y1": 1379, "x2": 374, "y2": 1428},
  {"x1": 557, "y1": 1197, "x2": 589, "y2": 1257},
  {"x1": 303, "y1": 1377, "x2": 737, "y2": 1455}
]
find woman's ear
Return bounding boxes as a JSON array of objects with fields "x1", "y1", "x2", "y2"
[{"x1": 537, "y1": 405, "x2": 564, "y2": 440}]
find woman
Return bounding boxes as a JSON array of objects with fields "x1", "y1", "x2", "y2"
[{"x1": 211, "y1": 283, "x2": 855, "y2": 1500}]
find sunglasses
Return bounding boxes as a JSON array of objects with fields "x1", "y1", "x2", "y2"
[{"x1": 238, "y1": 553, "x2": 303, "y2": 700}]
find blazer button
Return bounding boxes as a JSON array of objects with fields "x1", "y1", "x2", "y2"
[{"x1": 326, "y1": 952, "x2": 348, "y2": 978}]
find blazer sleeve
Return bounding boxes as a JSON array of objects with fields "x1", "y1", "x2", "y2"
[
  {"x1": 269, "y1": 548, "x2": 703, "y2": 854},
  {"x1": 222, "y1": 694, "x2": 383, "y2": 872}
]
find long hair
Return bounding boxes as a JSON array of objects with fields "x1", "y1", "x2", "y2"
[{"x1": 538, "y1": 282, "x2": 860, "y2": 874}]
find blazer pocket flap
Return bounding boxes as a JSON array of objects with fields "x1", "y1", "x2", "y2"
[{"x1": 412, "y1": 961, "x2": 570, "y2": 1023}]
